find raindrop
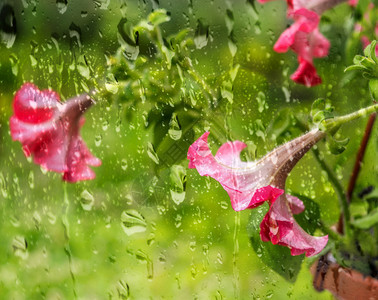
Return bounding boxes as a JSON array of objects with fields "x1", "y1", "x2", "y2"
[
  {"x1": 135, "y1": 250, "x2": 153, "y2": 280},
  {"x1": 174, "y1": 214, "x2": 182, "y2": 228},
  {"x1": 0, "y1": 3, "x2": 17, "y2": 48},
  {"x1": 94, "y1": 0, "x2": 110, "y2": 10},
  {"x1": 28, "y1": 171, "x2": 34, "y2": 189},
  {"x1": 147, "y1": 142, "x2": 159, "y2": 164},
  {"x1": 0, "y1": 172, "x2": 8, "y2": 198},
  {"x1": 69, "y1": 22, "x2": 82, "y2": 48},
  {"x1": 81, "y1": 11, "x2": 88, "y2": 18},
  {"x1": 256, "y1": 91, "x2": 268, "y2": 113},
  {"x1": 102, "y1": 120, "x2": 109, "y2": 131},
  {"x1": 12, "y1": 236, "x2": 28, "y2": 259},
  {"x1": 191, "y1": 263, "x2": 198, "y2": 279},
  {"x1": 47, "y1": 212, "x2": 56, "y2": 224},
  {"x1": 95, "y1": 134, "x2": 102, "y2": 146},
  {"x1": 194, "y1": 19, "x2": 209, "y2": 49},
  {"x1": 220, "y1": 201, "x2": 228, "y2": 209},
  {"x1": 159, "y1": 253, "x2": 166, "y2": 263},
  {"x1": 9, "y1": 54, "x2": 18, "y2": 76},
  {"x1": 10, "y1": 215, "x2": 20, "y2": 227},
  {"x1": 80, "y1": 190, "x2": 95, "y2": 211},
  {"x1": 105, "y1": 73, "x2": 119, "y2": 94},
  {"x1": 33, "y1": 211, "x2": 41, "y2": 230},
  {"x1": 189, "y1": 241, "x2": 196, "y2": 251},
  {"x1": 116, "y1": 280, "x2": 130, "y2": 299},
  {"x1": 217, "y1": 252, "x2": 223, "y2": 264},
  {"x1": 121, "y1": 209, "x2": 147, "y2": 236},
  {"x1": 168, "y1": 113, "x2": 182, "y2": 141},
  {"x1": 121, "y1": 159, "x2": 128, "y2": 171},
  {"x1": 170, "y1": 190, "x2": 186, "y2": 206},
  {"x1": 56, "y1": 0, "x2": 68, "y2": 14},
  {"x1": 117, "y1": 18, "x2": 139, "y2": 60},
  {"x1": 77, "y1": 54, "x2": 90, "y2": 79},
  {"x1": 170, "y1": 165, "x2": 186, "y2": 205}
]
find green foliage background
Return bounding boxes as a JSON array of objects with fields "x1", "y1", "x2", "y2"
[{"x1": 0, "y1": 0, "x2": 377, "y2": 298}]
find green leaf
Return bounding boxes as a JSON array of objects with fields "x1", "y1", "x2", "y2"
[
  {"x1": 290, "y1": 194, "x2": 321, "y2": 235},
  {"x1": 247, "y1": 205, "x2": 304, "y2": 282},
  {"x1": 327, "y1": 136, "x2": 349, "y2": 155},
  {"x1": 268, "y1": 108, "x2": 293, "y2": 141},
  {"x1": 344, "y1": 65, "x2": 368, "y2": 72},
  {"x1": 148, "y1": 106, "x2": 198, "y2": 169},
  {"x1": 351, "y1": 208, "x2": 378, "y2": 229},
  {"x1": 311, "y1": 98, "x2": 325, "y2": 119},
  {"x1": 369, "y1": 79, "x2": 378, "y2": 100},
  {"x1": 148, "y1": 9, "x2": 170, "y2": 26},
  {"x1": 313, "y1": 110, "x2": 333, "y2": 124}
]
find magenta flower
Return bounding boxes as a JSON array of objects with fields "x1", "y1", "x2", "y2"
[
  {"x1": 187, "y1": 130, "x2": 328, "y2": 256},
  {"x1": 10, "y1": 83, "x2": 101, "y2": 182},
  {"x1": 258, "y1": 1, "x2": 331, "y2": 86}
]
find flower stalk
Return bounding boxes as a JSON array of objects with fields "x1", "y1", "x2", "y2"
[{"x1": 322, "y1": 103, "x2": 378, "y2": 132}]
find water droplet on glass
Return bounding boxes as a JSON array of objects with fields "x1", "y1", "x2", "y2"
[
  {"x1": 33, "y1": 211, "x2": 41, "y2": 230},
  {"x1": 47, "y1": 212, "x2": 56, "y2": 224},
  {"x1": 117, "y1": 18, "x2": 139, "y2": 60},
  {"x1": 77, "y1": 54, "x2": 90, "y2": 78},
  {"x1": 189, "y1": 241, "x2": 196, "y2": 252},
  {"x1": 220, "y1": 201, "x2": 228, "y2": 209},
  {"x1": 217, "y1": 252, "x2": 223, "y2": 264},
  {"x1": 116, "y1": 280, "x2": 130, "y2": 299},
  {"x1": 0, "y1": 172, "x2": 8, "y2": 198},
  {"x1": 256, "y1": 91, "x2": 268, "y2": 113},
  {"x1": 147, "y1": 142, "x2": 159, "y2": 164},
  {"x1": 95, "y1": 134, "x2": 102, "y2": 146},
  {"x1": 105, "y1": 73, "x2": 119, "y2": 94},
  {"x1": 135, "y1": 250, "x2": 153, "y2": 280},
  {"x1": 121, "y1": 159, "x2": 128, "y2": 171},
  {"x1": 121, "y1": 210, "x2": 147, "y2": 236},
  {"x1": 168, "y1": 113, "x2": 182, "y2": 141},
  {"x1": 194, "y1": 19, "x2": 209, "y2": 49},
  {"x1": 69, "y1": 22, "x2": 82, "y2": 48},
  {"x1": 170, "y1": 165, "x2": 186, "y2": 205},
  {"x1": 12, "y1": 236, "x2": 28, "y2": 259},
  {"x1": 9, "y1": 54, "x2": 18, "y2": 76},
  {"x1": 0, "y1": 4, "x2": 17, "y2": 48},
  {"x1": 28, "y1": 171, "x2": 34, "y2": 189},
  {"x1": 10, "y1": 215, "x2": 20, "y2": 227},
  {"x1": 56, "y1": 0, "x2": 67, "y2": 14},
  {"x1": 80, "y1": 190, "x2": 95, "y2": 211}
]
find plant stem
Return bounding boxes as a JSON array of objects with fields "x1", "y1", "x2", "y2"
[
  {"x1": 346, "y1": 113, "x2": 377, "y2": 202},
  {"x1": 322, "y1": 103, "x2": 378, "y2": 131},
  {"x1": 309, "y1": 0, "x2": 348, "y2": 15},
  {"x1": 311, "y1": 147, "x2": 351, "y2": 236}
]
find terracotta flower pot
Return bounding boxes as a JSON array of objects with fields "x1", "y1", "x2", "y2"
[{"x1": 311, "y1": 254, "x2": 378, "y2": 300}]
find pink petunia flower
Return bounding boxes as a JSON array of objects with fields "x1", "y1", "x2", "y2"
[
  {"x1": 10, "y1": 83, "x2": 101, "y2": 182},
  {"x1": 187, "y1": 130, "x2": 328, "y2": 256},
  {"x1": 258, "y1": 0, "x2": 337, "y2": 86}
]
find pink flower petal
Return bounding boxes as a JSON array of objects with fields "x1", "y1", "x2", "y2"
[
  {"x1": 260, "y1": 194, "x2": 328, "y2": 257},
  {"x1": 10, "y1": 83, "x2": 101, "y2": 182},
  {"x1": 286, "y1": 194, "x2": 305, "y2": 214},
  {"x1": 187, "y1": 132, "x2": 275, "y2": 211},
  {"x1": 188, "y1": 130, "x2": 328, "y2": 255},
  {"x1": 290, "y1": 58, "x2": 322, "y2": 87}
]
